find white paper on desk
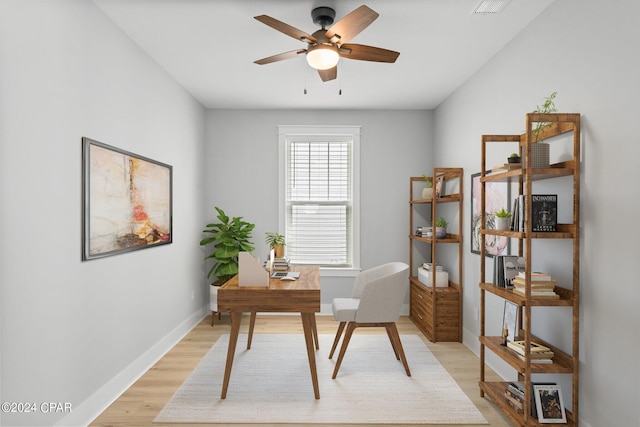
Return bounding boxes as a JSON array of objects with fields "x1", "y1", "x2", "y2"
[{"x1": 238, "y1": 252, "x2": 269, "y2": 287}]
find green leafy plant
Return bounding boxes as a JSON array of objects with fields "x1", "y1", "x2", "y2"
[
  {"x1": 435, "y1": 217, "x2": 448, "y2": 228},
  {"x1": 494, "y1": 208, "x2": 512, "y2": 218},
  {"x1": 422, "y1": 174, "x2": 433, "y2": 188},
  {"x1": 264, "y1": 232, "x2": 285, "y2": 247},
  {"x1": 200, "y1": 207, "x2": 255, "y2": 282},
  {"x1": 509, "y1": 153, "x2": 520, "y2": 158},
  {"x1": 531, "y1": 91, "x2": 558, "y2": 143}
]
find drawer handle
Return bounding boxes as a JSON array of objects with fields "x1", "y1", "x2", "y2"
[
  {"x1": 417, "y1": 293, "x2": 424, "y2": 299},
  {"x1": 417, "y1": 314, "x2": 423, "y2": 320}
]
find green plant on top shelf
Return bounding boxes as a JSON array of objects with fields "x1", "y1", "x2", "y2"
[
  {"x1": 422, "y1": 175, "x2": 433, "y2": 188},
  {"x1": 531, "y1": 91, "x2": 558, "y2": 143}
]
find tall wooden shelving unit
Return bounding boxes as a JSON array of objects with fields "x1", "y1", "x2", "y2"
[
  {"x1": 409, "y1": 168, "x2": 463, "y2": 342},
  {"x1": 478, "y1": 113, "x2": 581, "y2": 426}
]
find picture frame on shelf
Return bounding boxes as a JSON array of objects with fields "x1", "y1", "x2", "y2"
[
  {"x1": 82, "y1": 137, "x2": 173, "y2": 260},
  {"x1": 435, "y1": 175, "x2": 445, "y2": 198},
  {"x1": 470, "y1": 172, "x2": 510, "y2": 257},
  {"x1": 502, "y1": 301, "x2": 518, "y2": 342},
  {"x1": 533, "y1": 384, "x2": 567, "y2": 423}
]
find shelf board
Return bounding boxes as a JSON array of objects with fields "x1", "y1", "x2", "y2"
[
  {"x1": 480, "y1": 163, "x2": 575, "y2": 183},
  {"x1": 481, "y1": 223, "x2": 576, "y2": 239},
  {"x1": 410, "y1": 193, "x2": 461, "y2": 205},
  {"x1": 479, "y1": 283, "x2": 574, "y2": 306},
  {"x1": 481, "y1": 336, "x2": 574, "y2": 374},
  {"x1": 410, "y1": 234, "x2": 461, "y2": 244},
  {"x1": 479, "y1": 381, "x2": 575, "y2": 427},
  {"x1": 410, "y1": 276, "x2": 460, "y2": 293}
]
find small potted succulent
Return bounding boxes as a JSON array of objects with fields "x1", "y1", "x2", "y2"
[
  {"x1": 494, "y1": 208, "x2": 512, "y2": 231},
  {"x1": 421, "y1": 175, "x2": 433, "y2": 200},
  {"x1": 434, "y1": 217, "x2": 448, "y2": 238},
  {"x1": 507, "y1": 153, "x2": 521, "y2": 164}
]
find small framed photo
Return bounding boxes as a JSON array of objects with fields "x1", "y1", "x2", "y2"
[
  {"x1": 435, "y1": 175, "x2": 445, "y2": 198},
  {"x1": 502, "y1": 301, "x2": 518, "y2": 342},
  {"x1": 533, "y1": 384, "x2": 567, "y2": 423}
]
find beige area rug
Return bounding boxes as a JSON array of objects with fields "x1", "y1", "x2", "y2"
[{"x1": 154, "y1": 334, "x2": 488, "y2": 424}]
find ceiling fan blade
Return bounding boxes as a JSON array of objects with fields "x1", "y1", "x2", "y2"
[
  {"x1": 339, "y1": 43, "x2": 400, "y2": 63},
  {"x1": 254, "y1": 15, "x2": 317, "y2": 43},
  {"x1": 254, "y1": 49, "x2": 307, "y2": 65},
  {"x1": 317, "y1": 66, "x2": 337, "y2": 82},
  {"x1": 325, "y1": 5, "x2": 378, "y2": 44}
]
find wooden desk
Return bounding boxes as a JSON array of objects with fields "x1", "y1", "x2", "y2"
[{"x1": 217, "y1": 265, "x2": 321, "y2": 399}]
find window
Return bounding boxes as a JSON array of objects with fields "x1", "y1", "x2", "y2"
[{"x1": 278, "y1": 126, "x2": 360, "y2": 273}]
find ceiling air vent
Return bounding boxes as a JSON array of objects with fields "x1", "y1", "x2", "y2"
[{"x1": 473, "y1": 0, "x2": 510, "y2": 14}]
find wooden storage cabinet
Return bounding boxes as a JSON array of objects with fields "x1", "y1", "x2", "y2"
[
  {"x1": 408, "y1": 169, "x2": 463, "y2": 342},
  {"x1": 478, "y1": 113, "x2": 581, "y2": 426}
]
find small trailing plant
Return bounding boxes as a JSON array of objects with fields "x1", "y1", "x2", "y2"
[
  {"x1": 494, "y1": 208, "x2": 512, "y2": 218},
  {"x1": 422, "y1": 174, "x2": 433, "y2": 188},
  {"x1": 435, "y1": 217, "x2": 448, "y2": 228},
  {"x1": 531, "y1": 91, "x2": 558, "y2": 143}
]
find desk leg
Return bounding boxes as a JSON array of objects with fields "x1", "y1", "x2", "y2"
[
  {"x1": 311, "y1": 314, "x2": 319, "y2": 350},
  {"x1": 301, "y1": 312, "x2": 320, "y2": 399},
  {"x1": 221, "y1": 311, "x2": 242, "y2": 399}
]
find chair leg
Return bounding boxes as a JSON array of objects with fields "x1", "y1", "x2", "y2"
[
  {"x1": 385, "y1": 322, "x2": 411, "y2": 377},
  {"x1": 211, "y1": 311, "x2": 216, "y2": 327},
  {"x1": 329, "y1": 321, "x2": 346, "y2": 359},
  {"x1": 247, "y1": 312, "x2": 257, "y2": 349},
  {"x1": 332, "y1": 322, "x2": 357, "y2": 379},
  {"x1": 384, "y1": 323, "x2": 401, "y2": 360}
]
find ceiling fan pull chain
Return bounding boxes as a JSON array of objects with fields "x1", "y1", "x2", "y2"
[{"x1": 303, "y1": 59, "x2": 308, "y2": 94}]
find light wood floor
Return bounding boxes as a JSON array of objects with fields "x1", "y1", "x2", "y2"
[{"x1": 91, "y1": 314, "x2": 513, "y2": 427}]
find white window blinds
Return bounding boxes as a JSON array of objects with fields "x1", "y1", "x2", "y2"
[{"x1": 285, "y1": 140, "x2": 352, "y2": 267}]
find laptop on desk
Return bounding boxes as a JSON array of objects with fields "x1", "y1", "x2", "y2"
[{"x1": 270, "y1": 270, "x2": 300, "y2": 279}]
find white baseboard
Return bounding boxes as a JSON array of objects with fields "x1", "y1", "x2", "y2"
[{"x1": 56, "y1": 307, "x2": 207, "y2": 427}]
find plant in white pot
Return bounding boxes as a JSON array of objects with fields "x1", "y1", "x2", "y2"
[
  {"x1": 494, "y1": 208, "x2": 512, "y2": 231},
  {"x1": 434, "y1": 217, "x2": 448, "y2": 238},
  {"x1": 200, "y1": 206, "x2": 255, "y2": 326},
  {"x1": 421, "y1": 175, "x2": 433, "y2": 200},
  {"x1": 265, "y1": 232, "x2": 285, "y2": 258}
]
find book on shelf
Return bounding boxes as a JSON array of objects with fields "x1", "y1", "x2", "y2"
[
  {"x1": 422, "y1": 262, "x2": 443, "y2": 271},
  {"x1": 509, "y1": 381, "x2": 558, "y2": 419},
  {"x1": 515, "y1": 353, "x2": 554, "y2": 363},
  {"x1": 517, "y1": 271, "x2": 553, "y2": 281},
  {"x1": 503, "y1": 256, "x2": 525, "y2": 288},
  {"x1": 513, "y1": 287, "x2": 559, "y2": 299},
  {"x1": 511, "y1": 277, "x2": 557, "y2": 288},
  {"x1": 531, "y1": 194, "x2": 558, "y2": 232}
]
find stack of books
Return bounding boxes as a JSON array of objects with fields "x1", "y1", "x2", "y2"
[
  {"x1": 505, "y1": 382, "x2": 526, "y2": 413},
  {"x1": 507, "y1": 340, "x2": 554, "y2": 363},
  {"x1": 511, "y1": 271, "x2": 559, "y2": 299},
  {"x1": 422, "y1": 263, "x2": 443, "y2": 272},
  {"x1": 272, "y1": 257, "x2": 291, "y2": 271}
]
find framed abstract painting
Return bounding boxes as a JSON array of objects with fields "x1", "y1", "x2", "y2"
[
  {"x1": 82, "y1": 137, "x2": 172, "y2": 260},
  {"x1": 470, "y1": 172, "x2": 509, "y2": 257}
]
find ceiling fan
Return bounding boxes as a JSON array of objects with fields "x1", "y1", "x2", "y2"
[{"x1": 253, "y1": 5, "x2": 400, "y2": 82}]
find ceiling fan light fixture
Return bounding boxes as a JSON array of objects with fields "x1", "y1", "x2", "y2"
[
  {"x1": 306, "y1": 44, "x2": 339, "y2": 70},
  {"x1": 473, "y1": 0, "x2": 510, "y2": 14}
]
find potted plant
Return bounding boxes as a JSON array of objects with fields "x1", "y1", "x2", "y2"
[
  {"x1": 434, "y1": 217, "x2": 448, "y2": 238},
  {"x1": 528, "y1": 91, "x2": 557, "y2": 168},
  {"x1": 421, "y1": 174, "x2": 433, "y2": 200},
  {"x1": 200, "y1": 207, "x2": 255, "y2": 325},
  {"x1": 265, "y1": 231, "x2": 285, "y2": 258},
  {"x1": 507, "y1": 152, "x2": 521, "y2": 164},
  {"x1": 494, "y1": 208, "x2": 512, "y2": 231}
]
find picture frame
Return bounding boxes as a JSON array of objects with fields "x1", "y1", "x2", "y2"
[
  {"x1": 435, "y1": 175, "x2": 445, "y2": 198},
  {"x1": 533, "y1": 384, "x2": 567, "y2": 423},
  {"x1": 502, "y1": 301, "x2": 518, "y2": 342},
  {"x1": 82, "y1": 137, "x2": 172, "y2": 260},
  {"x1": 470, "y1": 172, "x2": 510, "y2": 257}
]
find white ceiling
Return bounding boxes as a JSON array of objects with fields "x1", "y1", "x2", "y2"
[{"x1": 93, "y1": 0, "x2": 554, "y2": 110}]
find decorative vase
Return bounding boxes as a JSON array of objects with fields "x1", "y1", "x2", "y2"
[
  {"x1": 273, "y1": 244, "x2": 285, "y2": 258},
  {"x1": 495, "y1": 217, "x2": 511, "y2": 231},
  {"x1": 435, "y1": 227, "x2": 446, "y2": 239},
  {"x1": 422, "y1": 187, "x2": 433, "y2": 200}
]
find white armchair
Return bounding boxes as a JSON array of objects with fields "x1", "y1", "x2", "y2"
[{"x1": 329, "y1": 262, "x2": 411, "y2": 378}]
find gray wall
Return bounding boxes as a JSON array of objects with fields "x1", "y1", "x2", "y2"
[
  {"x1": 434, "y1": 0, "x2": 640, "y2": 426},
  {"x1": 205, "y1": 109, "x2": 433, "y2": 308},
  {"x1": 0, "y1": 2, "x2": 207, "y2": 426}
]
